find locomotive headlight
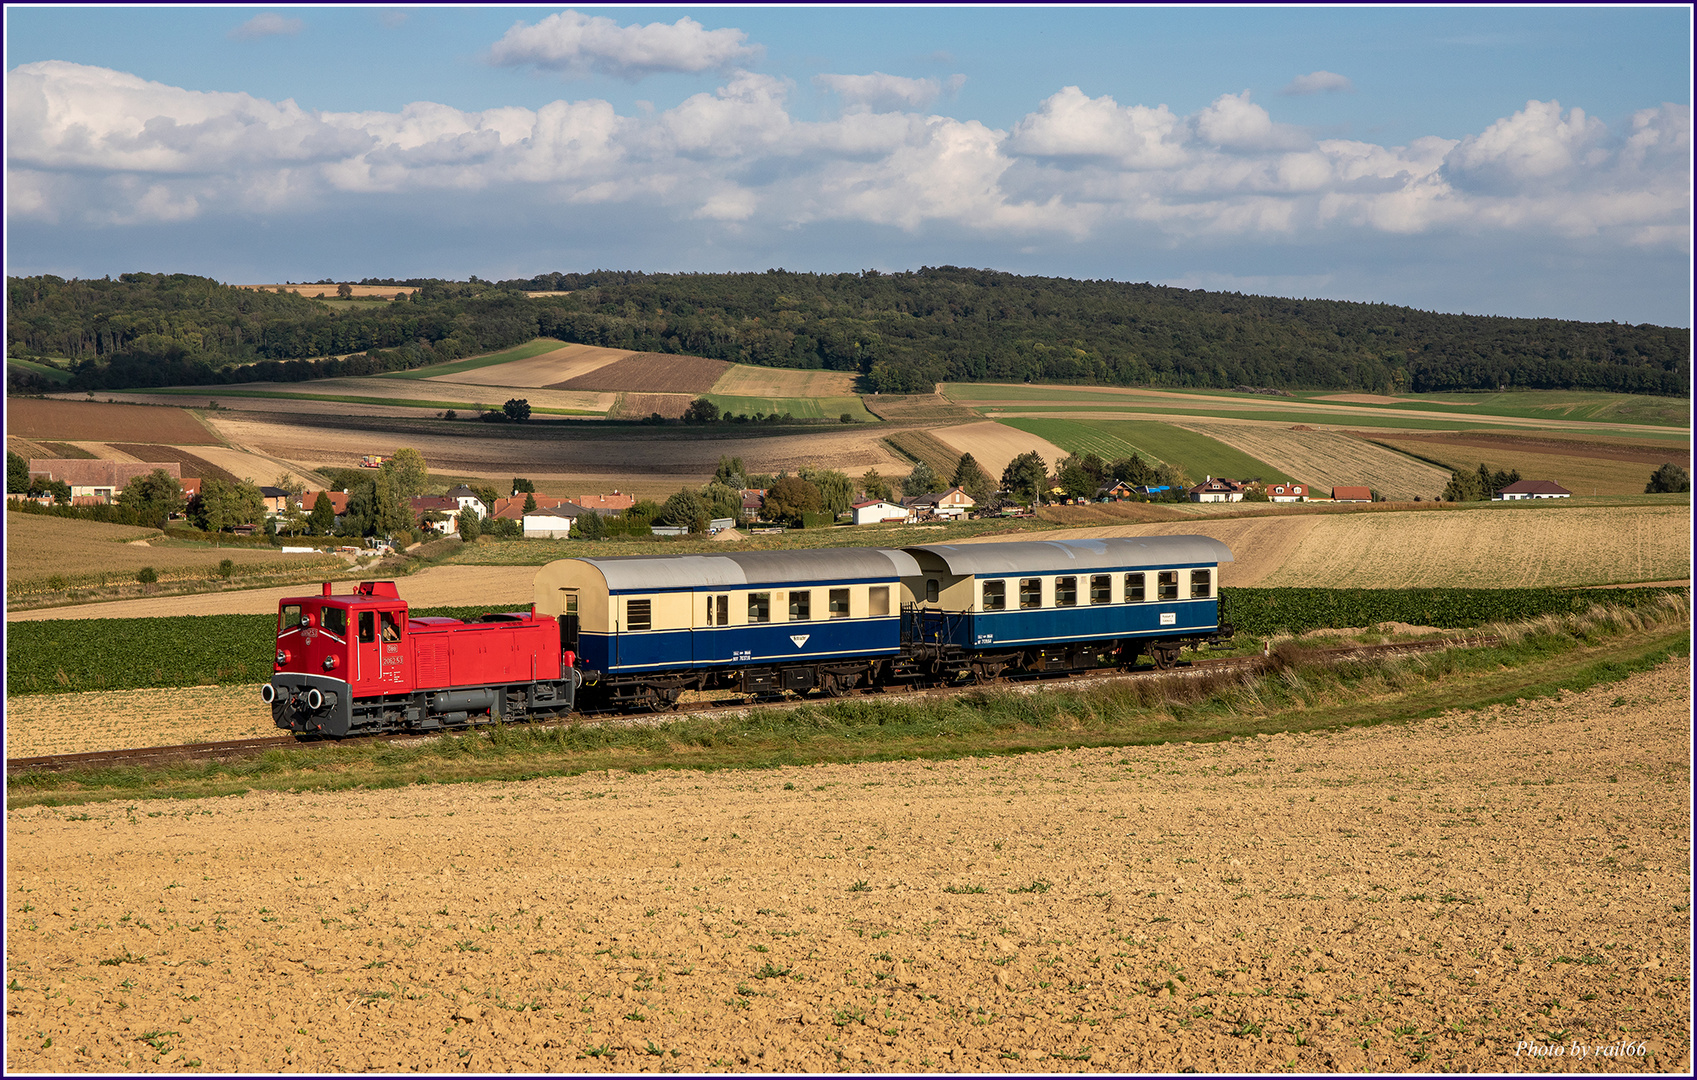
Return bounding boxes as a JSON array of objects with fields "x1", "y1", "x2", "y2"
[
  {"x1": 323, "y1": 655, "x2": 339, "y2": 671},
  {"x1": 276, "y1": 648, "x2": 290, "y2": 666}
]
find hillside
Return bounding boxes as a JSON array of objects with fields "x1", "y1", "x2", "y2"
[{"x1": 7, "y1": 268, "x2": 1688, "y2": 398}]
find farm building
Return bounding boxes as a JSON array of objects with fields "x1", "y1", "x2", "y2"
[
  {"x1": 1189, "y1": 477, "x2": 1245, "y2": 503},
  {"x1": 1331, "y1": 486, "x2": 1373, "y2": 502},
  {"x1": 1268, "y1": 483, "x2": 1307, "y2": 502},
  {"x1": 1096, "y1": 480, "x2": 1137, "y2": 500},
  {"x1": 577, "y1": 492, "x2": 636, "y2": 515},
  {"x1": 522, "y1": 507, "x2": 578, "y2": 538},
  {"x1": 904, "y1": 486, "x2": 976, "y2": 520},
  {"x1": 1495, "y1": 480, "x2": 1572, "y2": 500},
  {"x1": 27, "y1": 459, "x2": 181, "y2": 502},
  {"x1": 852, "y1": 499, "x2": 910, "y2": 525}
]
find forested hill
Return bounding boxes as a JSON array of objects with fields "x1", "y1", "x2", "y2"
[{"x1": 7, "y1": 268, "x2": 1689, "y2": 397}]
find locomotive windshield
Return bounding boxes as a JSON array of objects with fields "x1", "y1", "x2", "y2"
[
  {"x1": 281, "y1": 604, "x2": 302, "y2": 631},
  {"x1": 323, "y1": 606, "x2": 348, "y2": 636}
]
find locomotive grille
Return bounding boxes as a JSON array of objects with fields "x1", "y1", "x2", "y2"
[{"x1": 415, "y1": 639, "x2": 450, "y2": 685}]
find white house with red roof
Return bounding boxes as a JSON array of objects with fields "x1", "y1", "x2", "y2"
[
  {"x1": 1267, "y1": 482, "x2": 1307, "y2": 502},
  {"x1": 1494, "y1": 480, "x2": 1572, "y2": 500},
  {"x1": 851, "y1": 499, "x2": 910, "y2": 525},
  {"x1": 1189, "y1": 477, "x2": 1245, "y2": 503}
]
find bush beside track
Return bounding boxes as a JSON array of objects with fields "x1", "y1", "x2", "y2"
[{"x1": 9, "y1": 589, "x2": 1686, "y2": 698}]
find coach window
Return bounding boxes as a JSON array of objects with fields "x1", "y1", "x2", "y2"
[
  {"x1": 789, "y1": 590, "x2": 812, "y2": 621},
  {"x1": 626, "y1": 599, "x2": 652, "y2": 632},
  {"x1": 1190, "y1": 569, "x2": 1213, "y2": 598},
  {"x1": 358, "y1": 611, "x2": 376, "y2": 643},
  {"x1": 1125, "y1": 572, "x2": 1146, "y2": 603},
  {"x1": 925, "y1": 579, "x2": 939, "y2": 603},
  {"x1": 828, "y1": 589, "x2": 850, "y2": 618},
  {"x1": 869, "y1": 586, "x2": 890, "y2": 617},
  {"x1": 706, "y1": 594, "x2": 729, "y2": 626},
  {"x1": 1056, "y1": 576, "x2": 1077, "y2": 607},
  {"x1": 1019, "y1": 578, "x2": 1042, "y2": 609},
  {"x1": 1090, "y1": 574, "x2": 1112, "y2": 604},
  {"x1": 562, "y1": 590, "x2": 579, "y2": 617},
  {"x1": 982, "y1": 580, "x2": 1007, "y2": 611},
  {"x1": 281, "y1": 604, "x2": 303, "y2": 632},
  {"x1": 748, "y1": 592, "x2": 771, "y2": 623},
  {"x1": 1158, "y1": 571, "x2": 1179, "y2": 601}
]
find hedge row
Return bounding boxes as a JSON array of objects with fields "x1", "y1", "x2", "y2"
[{"x1": 7, "y1": 590, "x2": 1684, "y2": 697}]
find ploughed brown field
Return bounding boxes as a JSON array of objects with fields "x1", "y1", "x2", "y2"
[
  {"x1": 5, "y1": 399, "x2": 218, "y2": 444},
  {"x1": 1360, "y1": 432, "x2": 1693, "y2": 497},
  {"x1": 551, "y1": 352, "x2": 731, "y2": 394},
  {"x1": 104, "y1": 444, "x2": 243, "y2": 484},
  {"x1": 5, "y1": 659, "x2": 1689, "y2": 1073}
]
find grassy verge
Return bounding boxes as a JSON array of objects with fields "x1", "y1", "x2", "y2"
[{"x1": 9, "y1": 597, "x2": 1686, "y2": 807}]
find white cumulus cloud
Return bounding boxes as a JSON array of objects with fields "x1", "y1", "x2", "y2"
[
  {"x1": 1282, "y1": 71, "x2": 1354, "y2": 95},
  {"x1": 814, "y1": 72, "x2": 963, "y2": 112},
  {"x1": 489, "y1": 10, "x2": 760, "y2": 80},
  {"x1": 229, "y1": 13, "x2": 303, "y2": 41}
]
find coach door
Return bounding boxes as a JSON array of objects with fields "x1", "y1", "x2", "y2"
[{"x1": 696, "y1": 591, "x2": 733, "y2": 666}]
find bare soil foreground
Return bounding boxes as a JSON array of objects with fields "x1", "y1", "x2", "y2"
[{"x1": 7, "y1": 659, "x2": 1690, "y2": 1074}]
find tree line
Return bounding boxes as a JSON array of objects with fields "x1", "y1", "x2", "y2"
[{"x1": 8, "y1": 267, "x2": 1687, "y2": 397}]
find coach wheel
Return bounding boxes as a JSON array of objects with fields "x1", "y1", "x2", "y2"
[
  {"x1": 1151, "y1": 645, "x2": 1179, "y2": 671},
  {"x1": 820, "y1": 674, "x2": 848, "y2": 698}
]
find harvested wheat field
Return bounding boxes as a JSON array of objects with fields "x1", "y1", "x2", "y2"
[
  {"x1": 429, "y1": 344, "x2": 635, "y2": 390},
  {"x1": 1363, "y1": 433, "x2": 1692, "y2": 498},
  {"x1": 6, "y1": 399, "x2": 218, "y2": 444},
  {"x1": 6, "y1": 658, "x2": 1690, "y2": 1074},
  {"x1": 612, "y1": 394, "x2": 697, "y2": 420},
  {"x1": 241, "y1": 284, "x2": 415, "y2": 299},
  {"x1": 864, "y1": 393, "x2": 981, "y2": 424},
  {"x1": 709, "y1": 365, "x2": 857, "y2": 398},
  {"x1": 553, "y1": 352, "x2": 731, "y2": 394},
  {"x1": 1173, "y1": 424, "x2": 1451, "y2": 500},
  {"x1": 4, "y1": 685, "x2": 273, "y2": 758},
  {"x1": 933, "y1": 421, "x2": 1071, "y2": 479}
]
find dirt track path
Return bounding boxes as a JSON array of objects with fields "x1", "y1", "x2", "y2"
[{"x1": 7, "y1": 659, "x2": 1689, "y2": 1073}]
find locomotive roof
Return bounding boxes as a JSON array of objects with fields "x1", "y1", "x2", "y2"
[
  {"x1": 567, "y1": 547, "x2": 923, "y2": 592},
  {"x1": 905, "y1": 535, "x2": 1234, "y2": 576}
]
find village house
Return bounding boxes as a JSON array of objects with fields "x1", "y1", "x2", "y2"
[
  {"x1": 299, "y1": 490, "x2": 349, "y2": 527},
  {"x1": 1095, "y1": 480, "x2": 1137, "y2": 501},
  {"x1": 410, "y1": 495, "x2": 464, "y2": 534},
  {"x1": 522, "y1": 505, "x2": 582, "y2": 538},
  {"x1": 27, "y1": 459, "x2": 181, "y2": 502},
  {"x1": 487, "y1": 494, "x2": 574, "y2": 522},
  {"x1": 443, "y1": 484, "x2": 488, "y2": 518},
  {"x1": 1330, "y1": 486, "x2": 1373, "y2": 503},
  {"x1": 738, "y1": 489, "x2": 767, "y2": 518},
  {"x1": 258, "y1": 486, "x2": 293, "y2": 515},
  {"x1": 1494, "y1": 480, "x2": 1572, "y2": 500},
  {"x1": 851, "y1": 498, "x2": 910, "y2": 525},
  {"x1": 1268, "y1": 482, "x2": 1307, "y2": 502},
  {"x1": 576, "y1": 492, "x2": 636, "y2": 515},
  {"x1": 1189, "y1": 477, "x2": 1245, "y2": 503}
]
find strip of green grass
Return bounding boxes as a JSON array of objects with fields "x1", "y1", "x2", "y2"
[
  {"x1": 8, "y1": 608, "x2": 1684, "y2": 807},
  {"x1": 7, "y1": 358, "x2": 75, "y2": 383},
  {"x1": 705, "y1": 395, "x2": 879, "y2": 422},
  {"x1": 382, "y1": 338, "x2": 569, "y2": 380}
]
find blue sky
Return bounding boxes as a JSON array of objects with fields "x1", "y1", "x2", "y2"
[{"x1": 5, "y1": 5, "x2": 1692, "y2": 326}]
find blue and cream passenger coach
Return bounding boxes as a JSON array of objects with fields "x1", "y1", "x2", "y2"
[
  {"x1": 901, "y1": 535, "x2": 1235, "y2": 675},
  {"x1": 534, "y1": 548, "x2": 921, "y2": 708}
]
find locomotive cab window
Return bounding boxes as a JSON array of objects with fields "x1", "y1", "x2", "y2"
[
  {"x1": 1190, "y1": 569, "x2": 1213, "y2": 598},
  {"x1": 281, "y1": 604, "x2": 303, "y2": 632},
  {"x1": 748, "y1": 593, "x2": 771, "y2": 623},
  {"x1": 869, "y1": 586, "x2": 890, "y2": 617},
  {"x1": 789, "y1": 590, "x2": 811, "y2": 621},
  {"x1": 323, "y1": 606, "x2": 347, "y2": 636},
  {"x1": 982, "y1": 580, "x2": 1007, "y2": 611},
  {"x1": 1090, "y1": 575, "x2": 1111, "y2": 604},
  {"x1": 626, "y1": 599, "x2": 652, "y2": 632},
  {"x1": 1157, "y1": 571, "x2": 1179, "y2": 601},
  {"x1": 1056, "y1": 576, "x2": 1077, "y2": 607},
  {"x1": 358, "y1": 611, "x2": 376, "y2": 643},
  {"x1": 1126, "y1": 572, "x2": 1146, "y2": 603},
  {"x1": 1019, "y1": 578, "x2": 1042, "y2": 609},
  {"x1": 828, "y1": 589, "x2": 850, "y2": 618},
  {"x1": 380, "y1": 611, "x2": 401, "y2": 641}
]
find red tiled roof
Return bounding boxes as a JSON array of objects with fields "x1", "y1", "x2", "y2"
[
  {"x1": 300, "y1": 490, "x2": 349, "y2": 514},
  {"x1": 1331, "y1": 486, "x2": 1372, "y2": 501},
  {"x1": 576, "y1": 492, "x2": 635, "y2": 513}
]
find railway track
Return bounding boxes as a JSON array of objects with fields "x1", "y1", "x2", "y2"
[{"x1": 6, "y1": 635, "x2": 1494, "y2": 778}]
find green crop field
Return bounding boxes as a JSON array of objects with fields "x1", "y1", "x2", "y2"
[
  {"x1": 383, "y1": 338, "x2": 570, "y2": 381},
  {"x1": 705, "y1": 394, "x2": 879, "y2": 422},
  {"x1": 7, "y1": 357, "x2": 74, "y2": 384},
  {"x1": 1004, "y1": 418, "x2": 1292, "y2": 483}
]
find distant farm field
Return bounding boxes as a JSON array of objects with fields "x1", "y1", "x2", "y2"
[
  {"x1": 417, "y1": 341, "x2": 633, "y2": 388},
  {"x1": 1172, "y1": 423, "x2": 1449, "y2": 498},
  {"x1": 864, "y1": 393, "x2": 981, "y2": 423},
  {"x1": 931, "y1": 421, "x2": 1072, "y2": 478},
  {"x1": 709, "y1": 365, "x2": 857, "y2": 398},
  {"x1": 242, "y1": 283, "x2": 415, "y2": 299},
  {"x1": 4, "y1": 511, "x2": 342, "y2": 599},
  {"x1": 6, "y1": 399, "x2": 218, "y2": 444},
  {"x1": 553, "y1": 352, "x2": 731, "y2": 394},
  {"x1": 706, "y1": 395, "x2": 878, "y2": 422},
  {"x1": 1364, "y1": 432, "x2": 1693, "y2": 497},
  {"x1": 106, "y1": 444, "x2": 244, "y2": 484},
  {"x1": 882, "y1": 430, "x2": 968, "y2": 479},
  {"x1": 1006, "y1": 418, "x2": 1291, "y2": 484}
]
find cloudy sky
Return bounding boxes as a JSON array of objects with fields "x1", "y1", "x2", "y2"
[{"x1": 5, "y1": 5, "x2": 1692, "y2": 326}]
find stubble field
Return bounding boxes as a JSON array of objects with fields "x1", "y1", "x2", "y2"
[
  {"x1": 6, "y1": 658, "x2": 1689, "y2": 1074},
  {"x1": 1172, "y1": 424, "x2": 1452, "y2": 499},
  {"x1": 428, "y1": 344, "x2": 634, "y2": 390},
  {"x1": 931, "y1": 422, "x2": 1072, "y2": 479}
]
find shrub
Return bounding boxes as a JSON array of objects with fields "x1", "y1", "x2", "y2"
[
  {"x1": 218, "y1": 559, "x2": 234, "y2": 580},
  {"x1": 136, "y1": 567, "x2": 158, "y2": 584}
]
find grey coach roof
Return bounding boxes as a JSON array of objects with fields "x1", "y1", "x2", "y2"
[
  {"x1": 907, "y1": 535, "x2": 1234, "y2": 576},
  {"x1": 575, "y1": 547, "x2": 922, "y2": 593}
]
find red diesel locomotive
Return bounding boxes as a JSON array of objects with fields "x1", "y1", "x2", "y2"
[{"x1": 263, "y1": 581, "x2": 581, "y2": 737}]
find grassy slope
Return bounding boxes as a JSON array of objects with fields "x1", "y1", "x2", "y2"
[
  {"x1": 1004, "y1": 417, "x2": 1293, "y2": 482},
  {"x1": 705, "y1": 394, "x2": 879, "y2": 422}
]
